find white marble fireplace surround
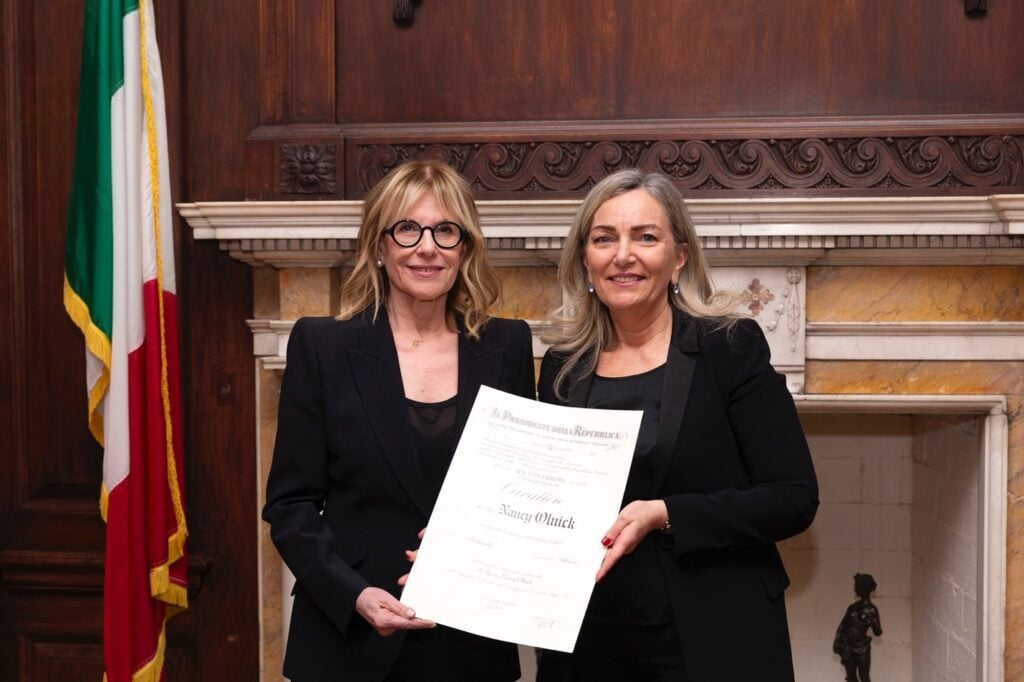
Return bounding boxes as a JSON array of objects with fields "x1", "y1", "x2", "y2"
[{"x1": 181, "y1": 196, "x2": 1023, "y2": 681}]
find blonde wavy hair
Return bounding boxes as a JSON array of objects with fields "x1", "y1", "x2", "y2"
[
  {"x1": 337, "y1": 160, "x2": 500, "y2": 339},
  {"x1": 543, "y1": 169, "x2": 739, "y2": 397}
]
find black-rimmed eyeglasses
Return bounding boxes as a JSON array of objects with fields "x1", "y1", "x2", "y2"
[{"x1": 384, "y1": 219, "x2": 465, "y2": 249}]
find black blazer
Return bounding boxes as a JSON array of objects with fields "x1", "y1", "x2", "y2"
[
  {"x1": 538, "y1": 311, "x2": 818, "y2": 682},
  {"x1": 263, "y1": 310, "x2": 534, "y2": 682}
]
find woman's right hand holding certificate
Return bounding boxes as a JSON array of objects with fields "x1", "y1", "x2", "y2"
[{"x1": 355, "y1": 586, "x2": 435, "y2": 637}]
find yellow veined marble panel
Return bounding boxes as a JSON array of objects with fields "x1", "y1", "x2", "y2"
[
  {"x1": 806, "y1": 266, "x2": 1024, "y2": 322},
  {"x1": 258, "y1": 367, "x2": 284, "y2": 682},
  {"x1": 258, "y1": 367, "x2": 282, "y2": 499},
  {"x1": 806, "y1": 359, "x2": 1024, "y2": 679},
  {"x1": 279, "y1": 268, "x2": 341, "y2": 319},
  {"x1": 805, "y1": 360, "x2": 1024, "y2": 396},
  {"x1": 493, "y1": 266, "x2": 561, "y2": 320},
  {"x1": 253, "y1": 267, "x2": 280, "y2": 319}
]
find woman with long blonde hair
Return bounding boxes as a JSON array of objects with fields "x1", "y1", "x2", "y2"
[
  {"x1": 537, "y1": 169, "x2": 817, "y2": 681},
  {"x1": 264, "y1": 160, "x2": 533, "y2": 681}
]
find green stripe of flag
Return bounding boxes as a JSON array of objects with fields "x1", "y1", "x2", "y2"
[{"x1": 64, "y1": 0, "x2": 137, "y2": 338}]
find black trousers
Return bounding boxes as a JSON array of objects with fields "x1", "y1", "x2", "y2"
[{"x1": 537, "y1": 619, "x2": 687, "y2": 682}]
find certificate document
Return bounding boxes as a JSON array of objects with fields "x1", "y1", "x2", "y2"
[{"x1": 399, "y1": 385, "x2": 642, "y2": 652}]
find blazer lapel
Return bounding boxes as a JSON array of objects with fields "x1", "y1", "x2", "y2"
[
  {"x1": 646, "y1": 310, "x2": 699, "y2": 496},
  {"x1": 565, "y1": 354, "x2": 595, "y2": 408},
  {"x1": 455, "y1": 323, "x2": 504, "y2": 437},
  {"x1": 349, "y1": 310, "x2": 432, "y2": 517}
]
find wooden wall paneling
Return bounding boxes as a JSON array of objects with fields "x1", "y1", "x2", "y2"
[
  {"x1": 21, "y1": 639, "x2": 104, "y2": 682},
  {"x1": 0, "y1": 0, "x2": 25, "y2": 677},
  {"x1": 246, "y1": 0, "x2": 340, "y2": 199},
  {"x1": 23, "y1": 0, "x2": 105, "y2": 557},
  {"x1": 258, "y1": 0, "x2": 291, "y2": 125},
  {"x1": 0, "y1": 1, "x2": 108, "y2": 680},
  {"x1": 337, "y1": 1, "x2": 624, "y2": 122},
  {"x1": 325, "y1": 1, "x2": 1024, "y2": 200},
  {"x1": 164, "y1": 0, "x2": 260, "y2": 673},
  {"x1": 341, "y1": 116, "x2": 1024, "y2": 199},
  {"x1": 24, "y1": 0, "x2": 105, "y2": 513},
  {"x1": 157, "y1": 0, "x2": 184, "y2": 237},
  {"x1": 186, "y1": 0, "x2": 260, "y2": 201},
  {"x1": 334, "y1": 0, "x2": 1024, "y2": 123},
  {"x1": 292, "y1": 0, "x2": 335, "y2": 122},
  {"x1": 179, "y1": 0, "x2": 262, "y2": 676},
  {"x1": 12, "y1": 0, "x2": 103, "y2": 546},
  {"x1": 174, "y1": 238, "x2": 258, "y2": 680},
  {"x1": 0, "y1": 0, "x2": 260, "y2": 678},
  {"x1": 0, "y1": 0, "x2": 25, "y2": 524},
  {"x1": 10, "y1": 555, "x2": 104, "y2": 682}
]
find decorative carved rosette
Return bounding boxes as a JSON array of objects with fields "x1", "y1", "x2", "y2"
[{"x1": 280, "y1": 143, "x2": 338, "y2": 195}]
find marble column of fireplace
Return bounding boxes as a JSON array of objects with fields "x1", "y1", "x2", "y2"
[{"x1": 182, "y1": 196, "x2": 1024, "y2": 681}]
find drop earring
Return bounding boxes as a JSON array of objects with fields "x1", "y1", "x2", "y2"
[
  {"x1": 587, "y1": 282, "x2": 595, "y2": 294},
  {"x1": 672, "y1": 281, "x2": 680, "y2": 295},
  {"x1": 377, "y1": 259, "x2": 383, "y2": 268}
]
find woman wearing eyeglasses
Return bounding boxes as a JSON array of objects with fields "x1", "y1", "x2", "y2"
[{"x1": 263, "y1": 160, "x2": 533, "y2": 682}]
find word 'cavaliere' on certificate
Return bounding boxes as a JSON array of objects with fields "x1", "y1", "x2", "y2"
[{"x1": 399, "y1": 386, "x2": 642, "y2": 653}]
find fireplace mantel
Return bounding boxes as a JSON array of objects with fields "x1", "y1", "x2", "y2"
[
  {"x1": 181, "y1": 194, "x2": 1024, "y2": 396},
  {"x1": 180, "y1": 195, "x2": 1024, "y2": 268},
  {"x1": 180, "y1": 195, "x2": 1024, "y2": 682}
]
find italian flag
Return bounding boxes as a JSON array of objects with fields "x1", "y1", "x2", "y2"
[{"x1": 63, "y1": 1, "x2": 188, "y2": 680}]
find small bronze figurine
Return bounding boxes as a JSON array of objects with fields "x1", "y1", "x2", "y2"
[{"x1": 833, "y1": 573, "x2": 883, "y2": 682}]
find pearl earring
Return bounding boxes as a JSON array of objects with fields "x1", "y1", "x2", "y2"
[
  {"x1": 587, "y1": 282, "x2": 595, "y2": 294},
  {"x1": 672, "y1": 281, "x2": 680, "y2": 295},
  {"x1": 377, "y1": 259, "x2": 383, "y2": 268}
]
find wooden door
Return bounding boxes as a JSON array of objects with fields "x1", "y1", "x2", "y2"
[{"x1": 0, "y1": 1, "x2": 258, "y2": 679}]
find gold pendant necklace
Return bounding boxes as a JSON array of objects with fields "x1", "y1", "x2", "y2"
[{"x1": 397, "y1": 327, "x2": 447, "y2": 348}]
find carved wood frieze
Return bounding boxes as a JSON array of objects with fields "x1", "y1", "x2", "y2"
[
  {"x1": 279, "y1": 143, "x2": 338, "y2": 195},
  {"x1": 353, "y1": 135, "x2": 1024, "y2": 197}
]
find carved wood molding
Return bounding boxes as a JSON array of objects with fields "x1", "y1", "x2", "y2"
[
  {"x1": 245, "y1": 125, "x2": 345, "y2": 199},
  {"x1": 0, "y1": 550, "x2": 211, "y2": 596},
  {"x1": 352, "y1": 135, "x2": 1024, "y2": 197},
  {"x1": 965, "y1": 0, "x2": 987, "y2": 16},
  {"x1": 0, "y1": 550, "x2": 105, "y2": 595},
  {"x1": 279, "y1": 143, "x2": 338, "y2": 195}
]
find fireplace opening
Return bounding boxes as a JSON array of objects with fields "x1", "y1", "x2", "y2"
[{"x1": 785, "y1": 403, "x2": 1006, "y2": 682}]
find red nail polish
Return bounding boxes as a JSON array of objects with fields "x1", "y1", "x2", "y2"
[{"x1": 601, "y1": 536, "x2": 612, "y2": 547}]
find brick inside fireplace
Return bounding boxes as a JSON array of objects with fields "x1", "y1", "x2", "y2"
[{"x1": 785, "y1": 411, "x2": 993, "y2": 681}]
